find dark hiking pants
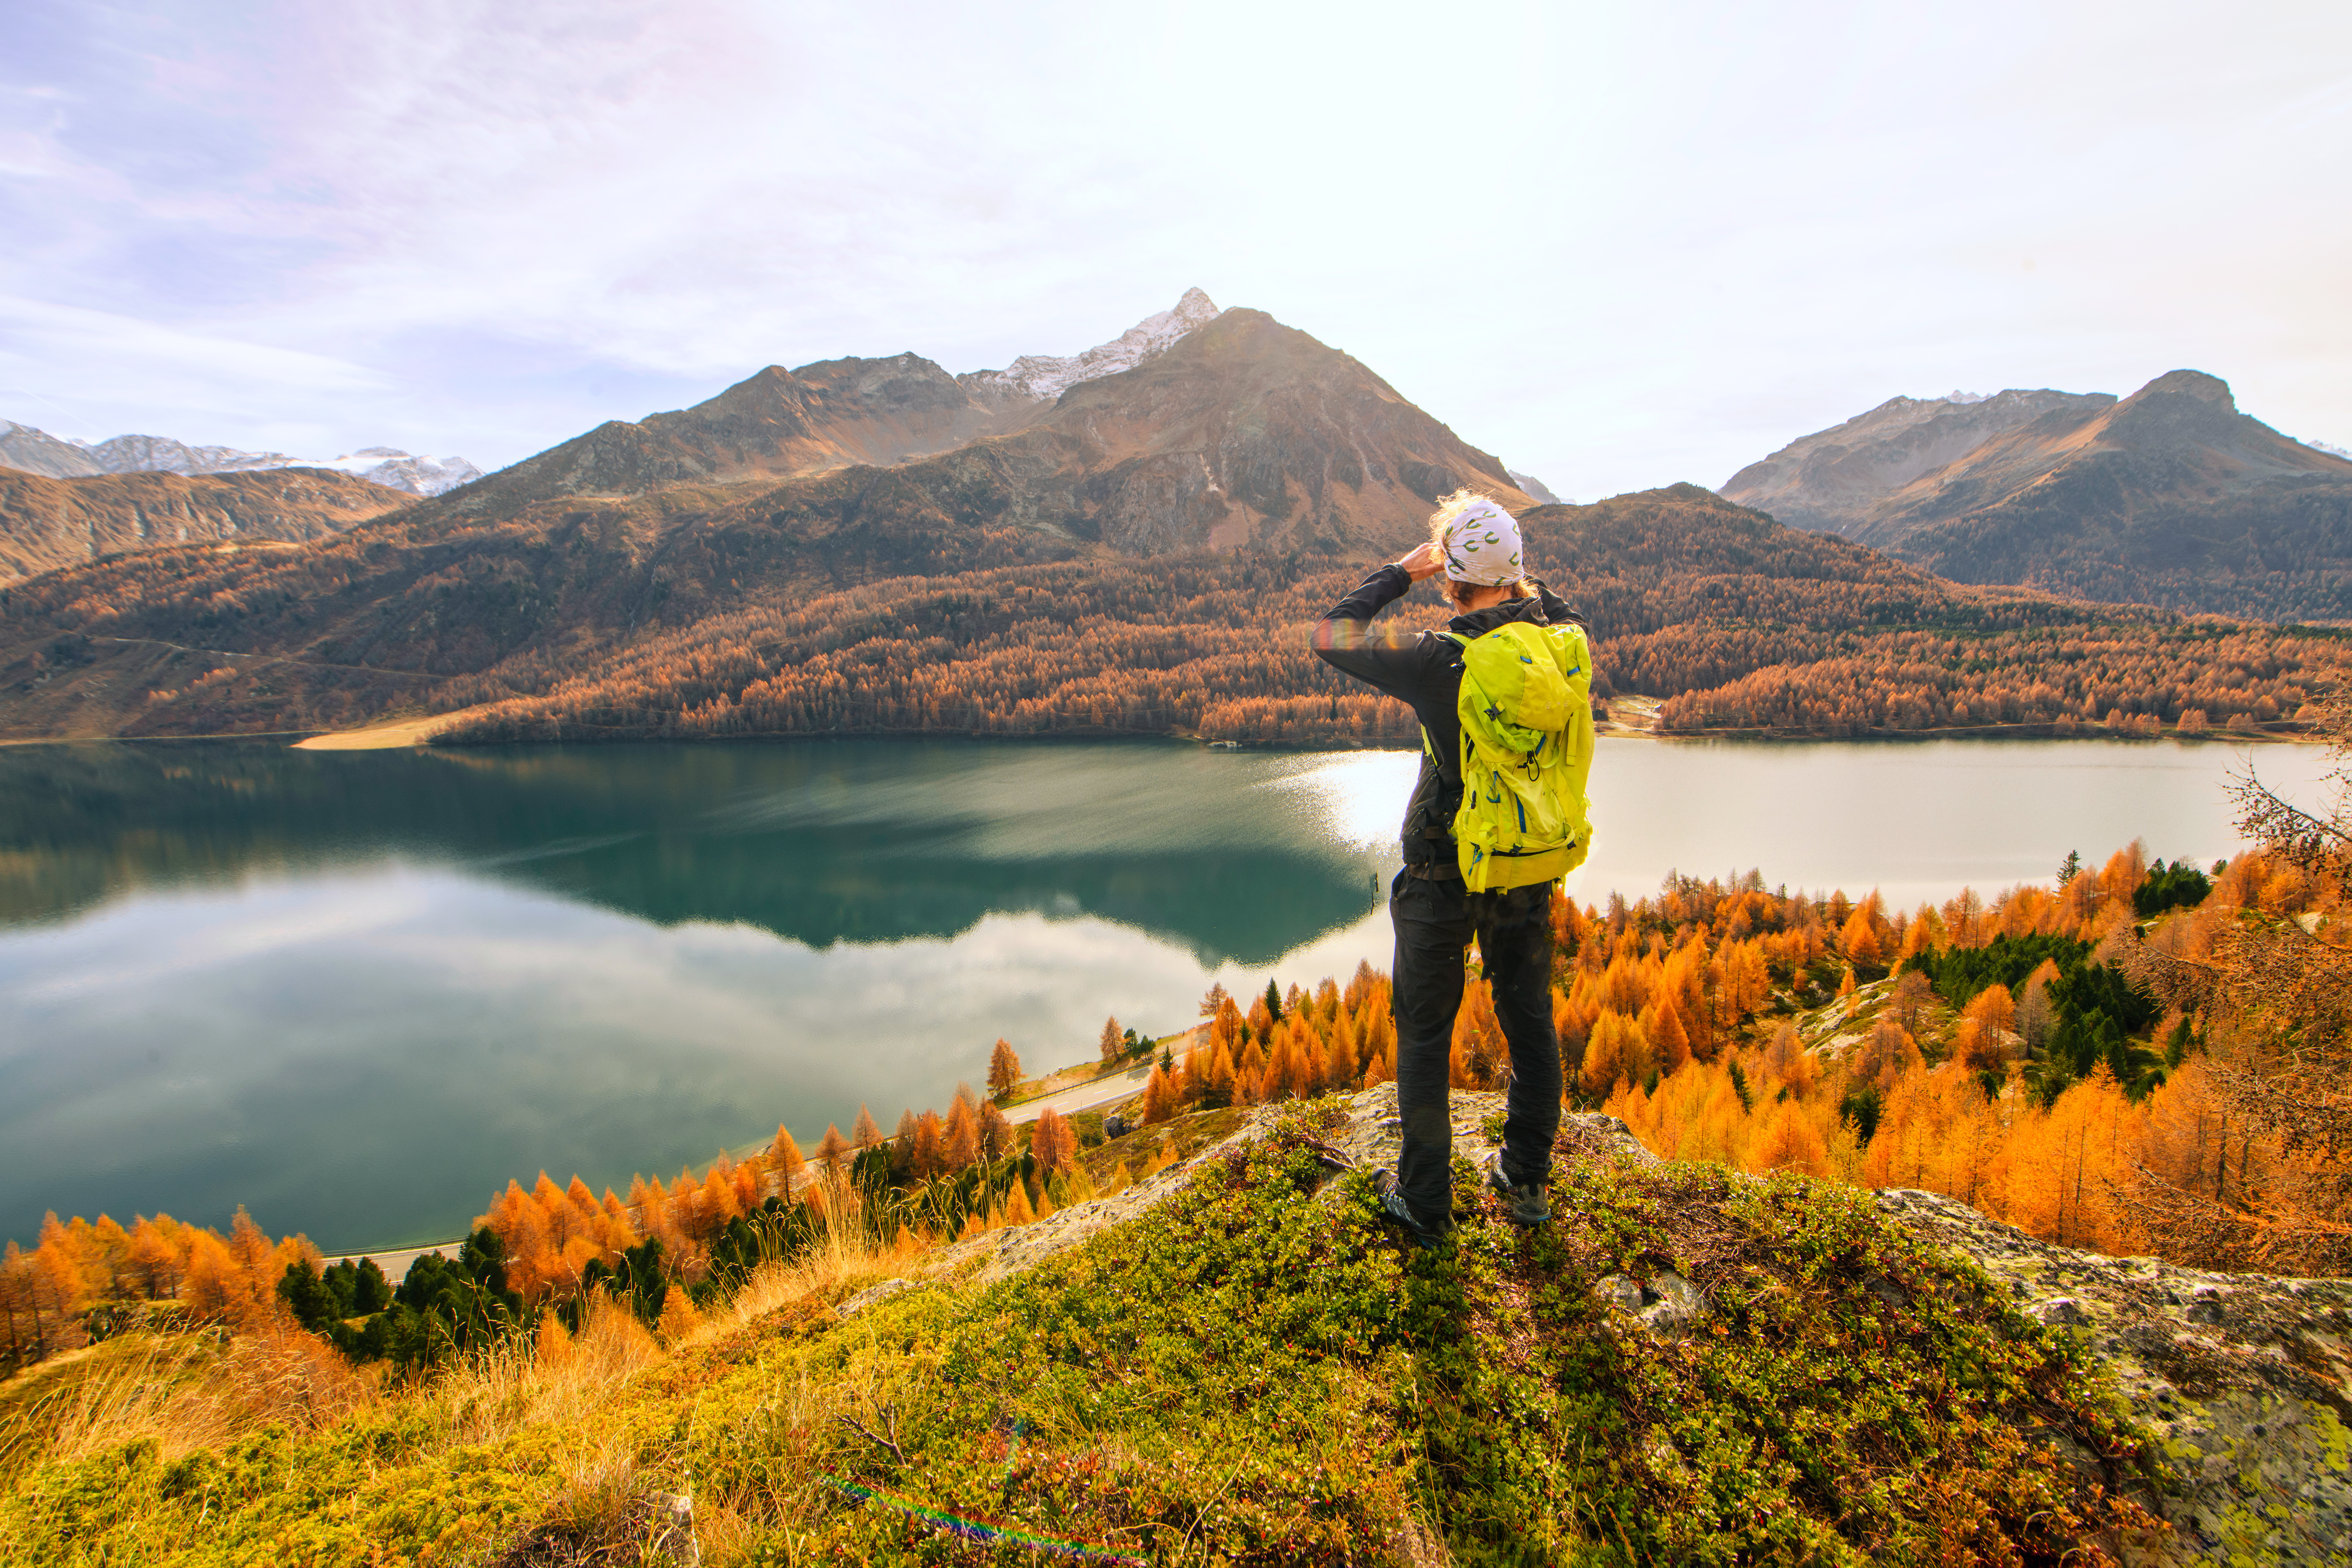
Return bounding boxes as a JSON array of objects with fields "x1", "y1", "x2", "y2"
[{"x1": 1389, "y1": 869, "x2": 1562, "y2": 1234}]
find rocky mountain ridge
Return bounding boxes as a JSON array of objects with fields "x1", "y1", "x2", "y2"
[
  {"x1": 434, "y1": 304, "x2": 1536, "y2": 550},
  {"x1": 0, "y1": 467, "x2": 418, "y2": 582},
  {"x1": 1720, "y1": 387, "x2": 2118, "y2": 539},
  {"x1": 958, "y1": 285, "x2": 1223, "y2": 404},
  {"x1": 442, "y1": 290, "x2": 1231, "y2": 516},
  {"x1": 1508, "y1": 468, "x2": 1562, "y2": 503},
  {"x1": 1721, "y1": 373, "x2": 2352, "y2": 618}
]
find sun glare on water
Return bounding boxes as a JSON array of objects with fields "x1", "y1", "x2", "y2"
[{"x1": 1255, "y1": 752, "x2": 1420, "y2": 854}]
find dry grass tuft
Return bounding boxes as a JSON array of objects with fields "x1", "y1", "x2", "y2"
[
  {"x1": 0, "y1": 1335, "x2": 213, "y2": 1476},
  {"x1": 435, "y1": 1296, "x2": 664, "y2": 1448},
  {"x1": 18, "y1": 1326, "x2": 373, "y2": 1470},
  {"x1": 544, "y1": 1444, "x2": 644, "y2": 1539},
  {"x1": 685, "y1": 1210, "x2": 930, "y2": 1350}
]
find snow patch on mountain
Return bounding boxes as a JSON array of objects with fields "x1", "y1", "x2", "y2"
[
  {"x1": 962, "y1": 288, "x2": 1221, "y2": 404},
  {"x1": 1508, "y1": 470, "x2": 1563, "y2": 505},
  {"x1": 0, "y1": 421, "x2": 481, "y2": 496},
  {"x1": 308, "y1": 451, "x2": 484, "y2": 496}
]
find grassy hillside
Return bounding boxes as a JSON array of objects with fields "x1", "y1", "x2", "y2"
[{"x1": 0, "y1": 1099, "x2": 2162, "y2": 1566}]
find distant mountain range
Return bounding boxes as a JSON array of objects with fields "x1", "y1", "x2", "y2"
[
  {"x1": 0, "y1": 422, "x2": 481, "y2": 497},
  {"x1": 4, "y1": 290, "x2": 1567, "y2": 584},
  {"x1": 1721, "y1": 373, "x2": 2352, "y2": 619}
]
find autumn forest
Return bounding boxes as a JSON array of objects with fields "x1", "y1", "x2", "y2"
[{"x1": 6, "y1": 486, "x2": 2346, "y2": 747}]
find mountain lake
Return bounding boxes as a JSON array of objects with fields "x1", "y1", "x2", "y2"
[{"x1": 0, "y1": 734, "x2": 2333, "y2": 1253}]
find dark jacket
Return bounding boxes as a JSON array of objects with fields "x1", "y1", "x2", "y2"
[{"x1": 1310, "y1": 564, "x2": 1586, "y2": 866}]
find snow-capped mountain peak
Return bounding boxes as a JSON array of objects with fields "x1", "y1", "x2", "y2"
[{"x1": 963, "y1": 288, "x2": 1221, "y2": 404}]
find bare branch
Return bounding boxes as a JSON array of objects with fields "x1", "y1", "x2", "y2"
[{"x1": 832, "y1": 1408, "x2": 905, "y2": 1465}]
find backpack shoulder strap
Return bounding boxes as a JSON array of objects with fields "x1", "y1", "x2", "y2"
[{"x1": 1417, "y1": 630, "x2": 1470, "y2": 782}]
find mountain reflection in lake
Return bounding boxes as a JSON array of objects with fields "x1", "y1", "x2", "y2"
[{"x1": 0, "y1": 736, "x2": 2331, "y2": 1251}]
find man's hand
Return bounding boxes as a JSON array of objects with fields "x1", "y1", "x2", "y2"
[{"x1": 1395, "y1": 541, "x2": 1445, "y2": 582}]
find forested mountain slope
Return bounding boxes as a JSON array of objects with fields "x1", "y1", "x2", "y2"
[
  {"x1": 0, "y1": 467, "x2": 418, "y2": 582},
  {"x1": 1885, "y1": 372, "x2": 2352, "y2": 619},
  {"x1": 1724, "y1": 371, "x2": 2352, "y2": 620},
  {"x1": 428, "y1": 485, "x2": 2349, "y2": 746},
  {"x1": 6, "y1": 465, "x2": 2337, "y2": 746}
]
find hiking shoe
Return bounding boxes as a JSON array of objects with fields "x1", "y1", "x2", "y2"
[
  {"x1": 1374, "y1": 1170, "x2": 1446, "y2": 1250},
  {"x1": 1483, "y1": 1151, "x2": 1550, "y2": 1227}
]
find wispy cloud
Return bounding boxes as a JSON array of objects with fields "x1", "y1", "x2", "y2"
[{"x1": 1, "y1": 0, "x2": 2346, "y2": 488}]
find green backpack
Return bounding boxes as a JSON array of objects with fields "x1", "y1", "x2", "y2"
[{"x1": 1431, "y1": 620, "x2": 1596, "y2": 893}]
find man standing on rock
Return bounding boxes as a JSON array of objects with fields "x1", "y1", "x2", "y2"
[{"x1": 1311, "y1": 491, "x2": 1595, "y2": 1246}]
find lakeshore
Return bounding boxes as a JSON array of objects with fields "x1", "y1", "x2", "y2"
[{"x1": 320, "y1": 1029, "x2": 1199, "y2": 1282}]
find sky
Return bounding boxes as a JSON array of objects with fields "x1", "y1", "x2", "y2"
[{"x1": 2, "y1": 0, "x2": 2347, "y2": 500}]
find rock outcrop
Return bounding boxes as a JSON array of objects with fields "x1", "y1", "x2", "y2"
[{"x1": 1880, "y1": 1186, "x2": 2352, "y2": 1565}]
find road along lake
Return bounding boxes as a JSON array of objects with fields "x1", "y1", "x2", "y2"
[{"x1": 0, "y1": 735, "x2": 2331, "y2": 1252}]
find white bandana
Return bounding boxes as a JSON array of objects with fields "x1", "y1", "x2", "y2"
[{"x1": 1441, "y1": 500, "x2": 1524, "y2": 585}]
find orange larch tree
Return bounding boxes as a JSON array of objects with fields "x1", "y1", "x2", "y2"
[
  {"x1": 988, "y1": 1039, "x2": 1022, "y2": 1100},
  {"x1": 1030, "y1": 1107, "x2": 1077, "y2": 1175}
]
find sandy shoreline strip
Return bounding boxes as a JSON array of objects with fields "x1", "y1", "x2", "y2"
[{"x1": 292, "y1": 709, "x2": 486, "y2": 750}]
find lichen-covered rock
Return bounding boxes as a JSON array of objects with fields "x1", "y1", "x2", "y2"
[
  {"x1": 1877, "y1": 1186, "x2": 2352, "y2": 1565},
  {"x1": 1592, "y1": 1269, "x2": 1707, "y2": 1336},
  {"x1": 834, "y1": 1277, "x2": 917, "y2": 1320},
  {"x1": 1593, "y1": 1273, "x2": 1643, "y2": 1312}
]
